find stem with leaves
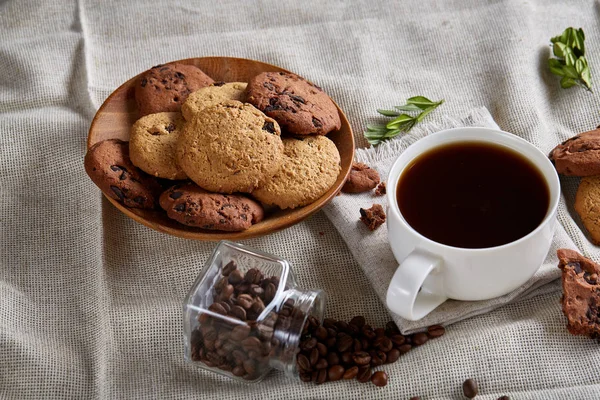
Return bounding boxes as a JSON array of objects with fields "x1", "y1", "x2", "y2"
[
  {"x1": 548, "y1": 27, "x2": 592, "y2": 92},
  {"x1": 364, "y1": 96, "x2": 444, "y2": 146}
]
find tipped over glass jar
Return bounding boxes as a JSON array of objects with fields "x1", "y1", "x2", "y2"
[{"x1": 183, "y1": 241, "x2": 326, "y2": 383}]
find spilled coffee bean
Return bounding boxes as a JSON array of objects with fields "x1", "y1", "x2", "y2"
[{"x1": 296, "y1": 317, "x2": 446, "y2": 386}]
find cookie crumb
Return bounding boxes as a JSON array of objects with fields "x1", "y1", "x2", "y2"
[
  {"x1": 342, "y1": 162, "x2": 380, "y2": 193},
  {"x1": 375, "y1": 182, "x2": 386, "y2": 196},
  {"x1": 359, "y1": 204, "x2": 386, "y2": 231}
]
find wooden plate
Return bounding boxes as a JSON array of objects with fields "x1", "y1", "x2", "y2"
[{"x1": 87, "y1": 57, "x2": 355, "y2": 240}]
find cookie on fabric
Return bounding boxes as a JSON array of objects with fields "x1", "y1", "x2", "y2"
[
  {"x1": 342, "y1": 162, "x2": 380, "y2": 193},
  {"x1": 176, "y1": 101, "x2": 283, "y2": 194},
  {"x1": 135, "y1": 63, "x2": 214, "y2": 117},
  {"x1": 574, "y1": 175, "x2": 600, "y2": 244},
  {"x1": 252, "y1": 136, "x2": 341, "y2": 209},
  {"x1": 181, "y1": 82, "x2": 247, "y2": 121},
  {"x1": 359, "y1": 204, "x2": 386, "y2": 231},
  {"x1": 84, "y1": 139, "x2": 161, "y2": 209},
  {"x1": 129, "y1": 112, "x2": 187, "y2": 180},
  {"x1": 557, "y1": 249, "x2": 600, "y2": 339},
  {"x1": 159, "y1": 183, "x2": 264, "y2": 231},
  {"x1": 550, "y1": 129, "x2": 600, "y2": 176},
  {"x1": 246, "y1": 72, "x2": 341, "y2": 135}
]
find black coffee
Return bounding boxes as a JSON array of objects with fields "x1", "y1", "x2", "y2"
[{"x1": 396, "y1": 142, "x2": 549, "y2": 249}]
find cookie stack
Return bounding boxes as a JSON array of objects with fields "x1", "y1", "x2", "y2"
[
  {"x1": 550, "y1": 128, "x2": 600, "y2": 243},
  {"x1": 85, "y1": 63, "x2": 342, "y2": 232}
]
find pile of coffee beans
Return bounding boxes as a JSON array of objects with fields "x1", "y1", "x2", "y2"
[
  {"x1": 190, "y1": 261, "x2": 305, "y2": 381},
  {"x1": 296, "y1": 315, "x2": 446, "y2": 386}
]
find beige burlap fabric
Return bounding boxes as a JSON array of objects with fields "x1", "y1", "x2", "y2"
[{"x1": 1, "y1": 0, "x2": 600, "y2": 399}]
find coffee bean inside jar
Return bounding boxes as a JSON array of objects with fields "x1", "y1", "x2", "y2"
[{"x1": 184, "y1": 241, "x2": 446, "y2": 387}]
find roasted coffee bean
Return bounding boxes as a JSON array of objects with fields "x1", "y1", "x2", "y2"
[
  {"x1": 219, "y1": 284, "x2": 234, "y2": 301},
  {"x1": 297, "y1": 354, "x2": 311, "y2": 372},
  {"x1": 369, "y1": 350, "x2": 385, "y2": 367},
  {"x1": 362, "y1": 326, "x2": 377, "y2": 340},
  {"x1": 336, "y1": 321, "x2": 349, "y2": 333},
  {"x1": 349, "y1": 316, "x2": 366, "y2": 329},
  {"x1": 328, "y1": 365, "x2": 345, "y2": 381},
  {"x1": 242, "y1": 359, "x2": 256, "y2": 375},
  {"x1": 315, "y1": 326, "x2": 328, "y2": 341},
  {"x1": 409, "y1": 397, "x2": 421, "y2": 400},
  {"x1": 340, "y1": 351, "x2": 353, "y2": 364},
  {"x1": 315, "y1": 358, "x2": 328, "y2": 369},
  {"x1": 228, "y1": 269, "x2": 243, "y2": 285},
  {"x1": 353, "y1": 338, "x2": 362, "y2": 352},
  {"x1": 375, "y1": 328, "x2": 385, "y2": 338},
  {"x1": 390, "y1": 334, "x2": 406, "y2": 346},
  {"x1": 251, "y1": 298, "x2": 265, "y2": 314},
  {"x1": 235, "y1": 282, "x2": 251, "y2": 294},
  {"x1": 301, "y1": 337, "x2": 317, "y2": 351},
  {"x1": 236, "y1": 294, "x2": 254, "y2": 309},
  {"x1": 463, "y1": 379, "x2": 478, "y2": 399},
  {"x1": 323, "y1": 318, "x2": 337, "y2": 329},
  {"x1": 232, "y1": 349, "x2": 247, "y2": 363},
  {"x1": 325, "y1": 337, "x2": 336, "y2": 348},
  {"x1": 316, "y1": 369, "x2": 327, "y2": 384},
  {"x1": 326, "y1": 352, "x2": 339, "y2": 366},
  {"x1": 327, "y1": 328, "x2": 337, "y2": 338},
  {"x1": 208, "y1": 302, "x2": 227, "y2": 315},
  {"x1": 244, "y1": 268, "x2": 263, "y2": 284},
  {"x1": 264, "y1": 282, "x2": 277, "y2": 304},
  {"x1": 241, "y1": 336, "x2": 261, "y2": 351},
  {"x1": 385, "y1": 321, "x2": 400, "y2": 336},
  {"x1": 361, "y1": 338, "x2": 371, "y2": 351},
  {"x1": 250, "y1": 285, "x2": 264, "y2": 297},
  {"x1": 222, "y1": 261, "x2": 237, "y2": 276},
  {"x1": 316, "y1": 342, "x2": 328, "y2": 357},
  {"x1": 352, "y1": 351, "x2": 371, "y2": 366},
  {"x1": 232, "y1": 365, "x2": 245, "y2": 377},
  {"x1": 427, "y1": 325, "x2": 446, "y2": 338},
  {"x1": 357, "y1": 366, "x2": 372, "y2": 383},
  {"x1": 386, "y1": 348, "x2": 400, "y2": 364},
  {"x1": 229, "y1": 305, "x2": 247, "y2": 320},
  {"x1": 337, "y1": 335, "x2": 353, "y2": 352},
  {"x1": 299, "y1": 372, "x2": 312, "y2": 382},
  {"x1": 374, "y1": 337, "x2": 393, "y2": 352},
  {"x1": 398, "y1": 344, "x2": 412, "y2": 354},
  {"x1": 343, "y1": 365, "x2": 358, "y2": 379},
  {"x1": 371, "y1": 371, "x2": 388, "y2": 387},
  {"x1": 412, "y1": 333, "x2": 429, "y2": 346},
  {"x1": 497, "y1": 397, "x2": 510, "y2": 400},
  {"x1": 309, "y1": 348, "x2": 319, "y2": 366}
]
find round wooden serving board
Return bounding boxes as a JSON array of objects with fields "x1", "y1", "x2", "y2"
[{"x1": 87, "y1": 57, "x2": 355, "y2": 241}]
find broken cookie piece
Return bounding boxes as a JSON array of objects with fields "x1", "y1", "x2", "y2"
[
  {"x1": 375, "y1": 182, "x2": 386, "y2": 196},
  {"x1": 550, "y1": 129, "x2": 600, "y2": 176},
  {"x1": 359, "y1": 204, "x2": 386, "y2": 231},
  {"x1": 342, "y1": 162, "x2": 381, "y2": 193},
  {"x1": 557, "y1": 249, "x2": 600, "y2": 339}
]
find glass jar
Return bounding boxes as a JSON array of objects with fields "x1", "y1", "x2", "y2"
[{"x1": 183, "y1": 240, "x2": 326, "y2": 383}]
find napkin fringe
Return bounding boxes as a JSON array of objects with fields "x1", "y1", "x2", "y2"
[{"x1": 355, "y1": 107, "x2": 497, "y2": 165}]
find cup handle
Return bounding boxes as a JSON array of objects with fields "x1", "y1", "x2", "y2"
[{"x1": 386, "y1": 250, "x2": 447, "y2": 321}]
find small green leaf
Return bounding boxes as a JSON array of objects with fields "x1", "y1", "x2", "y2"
[
  {"x1": 366, "y1": 124, "x2": 388, "y2": 132},
  {"x1": 562, "y1": 65, "x2": 579, "y2": 79},
  {"x1": 377, "y1": 109, "x2": 400, "y2": 117},
  {"x1": 406, "y1": 96, "x2": 439, "y2": 110},
  {"x1": 394, "y1": 104, "x2": 422, "y2": 112},
  {"x1": 549, "y1": 59, "x2": 565, "y2": 76},
  {"x1": 553, "y1": 42, "x2": 566, "y2": 58},
  {"x1": 560, "y1": 76, "x2": 577, "y2": 89},
  {"x1": 384, "y1": 129, "x2": 401, "y2": 139},
  {"x1": 581, "y1": 67, "x2": 592, "y2": 89},
  {"x1": 575, "y1": 58, "x2": 584, "y2": 74}
]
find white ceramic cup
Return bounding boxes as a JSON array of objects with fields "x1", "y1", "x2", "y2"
[{"x1": 385, "y1": 127, "x2": 560, "y2": 321}]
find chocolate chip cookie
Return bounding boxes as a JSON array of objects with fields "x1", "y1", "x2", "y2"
[
  {"x1": 159, "y1": 183, "x2": 264, "y2": 231},
  {"x1": 84, "y1": 139, "x2": 161, "y2": 209},
  {"x1": 342, "y1": 162, "x2": 381, "y2": 193},
  {"x1": 135, "y1": 63, "x2": 214, "y2": 117},
  {"x1": 176, "y1": 101, "x2": 284, "y2": 194},
  {"x1": 252, "y1": 136, "x2": 341, "y2": 209},
  {"x1": 557, "y1": 249, "x2": 600, "y2": 339},
  {"x1": 129, "y1": 112, "x2": 187, "y2": 180},
  {"x1": 246, "y1": 72, "x2": 341, "y2": 135},
  {"x1": 181, "y1": 82, "x2": 247, "y2": 121},
  {"x1": 574, "y1": 175, "x2": 600, "y2": 244},
  {"x1": 550, "y1": 128, "x2": 600, "y2": 176}
]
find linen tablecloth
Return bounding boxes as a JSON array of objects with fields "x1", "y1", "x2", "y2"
[{"x1": 1, "y1": 0, "x2": 600, "y2": 399}]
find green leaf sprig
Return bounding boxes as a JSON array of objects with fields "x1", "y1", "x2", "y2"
[
  {"x1": 549, "y1": 27, "x2": 592, "y2": 91},
  {"x1": 364, "y1": 96, "x2": 444, "y2": 146}
]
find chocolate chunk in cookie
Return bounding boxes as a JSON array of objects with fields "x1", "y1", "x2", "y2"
[
  {"x1": 159, "y1": 183, "x2": 264, "y2": 231},
  {"x1": 550, "y1": 129, "x2": 600, "y2": 176},
  {"x1": 574, "y1": 175, "x2": 600, "y2": 244},
  {"x1": 557, "y1": 249, "x2": 600, "y2": 339},
  {"x1": 342, "y1": 162, "x2": 381, "y2": 193},
  {"x1": 84, "y1": 139, "x2": 161, "y2": 209},
  {"x1": 246, "y1": 72, "x2": 341, "y2": 136},
  {"x1": 135, "y1": 63, "x2": 214, "y2": 117},
  {"x1": 359, "y1": 204, "x2": 386, "y2": 231}
]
